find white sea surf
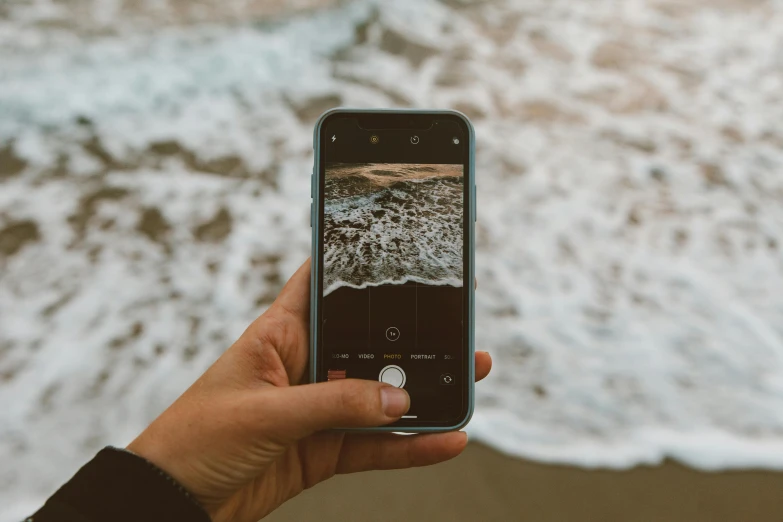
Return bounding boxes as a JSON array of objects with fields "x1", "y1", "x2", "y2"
[
  {"x1": 1, "y1": 0, "x2": 783, "y2": 519},
  {"x1": 323, "y1": 163, "x2": 464, "y2": 295}
]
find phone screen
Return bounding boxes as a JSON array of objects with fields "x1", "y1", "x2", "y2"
[{"x1": 314, "y1": 112, "x2": 472, "y2": 427}]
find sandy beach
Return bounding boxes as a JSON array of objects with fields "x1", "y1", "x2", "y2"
[{"x1": 268, "y1": 442, "x2": 783, "y2": 522}]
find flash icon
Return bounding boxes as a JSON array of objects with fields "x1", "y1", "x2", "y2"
[{"x1": 331, "y1": 135, "x2": 336, "y2": 142}]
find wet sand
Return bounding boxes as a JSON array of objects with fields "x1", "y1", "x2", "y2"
[{"x1": 266, "y1": 442, "x2": 783, "y2": 522}]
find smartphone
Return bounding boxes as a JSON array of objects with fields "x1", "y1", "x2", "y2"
[{"x1": 310, "y1": 109, "x2": 475, "y2": 431}]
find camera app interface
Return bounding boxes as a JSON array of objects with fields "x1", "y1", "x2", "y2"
[{"x1": 319, "y1": 116, "x2": 468, "y2": 425}]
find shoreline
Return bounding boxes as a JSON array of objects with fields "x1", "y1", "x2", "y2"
[
  {"x1": 267, "y1": 442, "x2": 783, "y2": 522},
  {"x1": 323, "y1": 277, "x2": 463, "y2": 297}
]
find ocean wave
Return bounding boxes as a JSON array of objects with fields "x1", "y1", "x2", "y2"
[
  {"x1": 469, "y1": 417, "x2": 783, "y2": 471},
  {"x1": 3, "y1": 3, "x2": 783, "y2": 518},
  {"x1": 325, "y1": 162, "x2": 463, "y2": 200},
  {"x1": 324, "y1": 275, "x2": 463, "y2": 296},
  {"x1": 324, "y1": 171, "x2": 464, "y2": 295}
]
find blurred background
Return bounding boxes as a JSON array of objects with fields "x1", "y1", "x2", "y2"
[{"x1": 2, "y1": 0, "x2": 783, "y2": 520}]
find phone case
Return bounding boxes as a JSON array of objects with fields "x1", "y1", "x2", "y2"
[{"x1": 310, "y1": 108, "x2": 476, "y2": 432}]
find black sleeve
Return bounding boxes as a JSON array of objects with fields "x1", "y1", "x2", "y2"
[{"x1": 27, "y1": 446, "x2": 211, "y2": 522}]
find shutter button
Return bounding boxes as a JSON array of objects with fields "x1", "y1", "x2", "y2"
[{"x1": 379, "y1": 365, "x2": 406, "y2": 388}]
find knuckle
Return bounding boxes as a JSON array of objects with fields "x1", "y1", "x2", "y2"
[
  {"x1": 249, "y1": 314, "x2": 287, "y2": 348},
  {"x1": 238, "y1": 315, "x2": 300, "y2": 386},
  {"x1": 235, "y1": 343, "x2": 286, "y2": 385}
]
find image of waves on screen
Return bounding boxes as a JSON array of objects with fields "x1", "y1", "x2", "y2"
[{"x1": 323, "y1": 162, "x2": 464, "y2": 296}]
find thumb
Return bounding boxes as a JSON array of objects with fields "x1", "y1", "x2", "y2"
[{"x1": 262, "y1": 380, "x2": 410, "y2": 441}]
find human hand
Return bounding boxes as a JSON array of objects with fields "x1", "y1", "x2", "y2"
[{"x1": 127, "y1": 259, "x2": 492, "y2": 522}]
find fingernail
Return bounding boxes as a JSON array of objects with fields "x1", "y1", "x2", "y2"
[{"x1": 380, "y1": 387, "x2": 410, "y2": 417}]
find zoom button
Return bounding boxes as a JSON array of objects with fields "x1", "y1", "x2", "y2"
[{"x1": 385, "y1": 326, "x2": 400, "y2": 342}]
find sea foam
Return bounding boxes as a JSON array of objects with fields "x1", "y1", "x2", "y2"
[
  {"x1": 1, "y1": 0, "x2": 783, "y2": 519},
  {"x1": 324, "y1": 163, "x2": 464, "y2": 295}
]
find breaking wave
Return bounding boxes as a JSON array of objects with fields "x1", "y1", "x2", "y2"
[{"x1": 323, "y1": 163, "x2": 464, "y2": 295}]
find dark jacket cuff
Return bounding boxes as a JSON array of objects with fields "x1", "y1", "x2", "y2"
[{"x1": 29, "y1": 446, "x2": 210, "y2": 522}]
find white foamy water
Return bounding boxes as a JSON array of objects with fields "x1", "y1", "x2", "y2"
[
  {"x1": 323, "y1": 163, "x2": 463, "y2": 295},
  {"x1": 1, "y1": 0, "x2": 783, "y2": 518}
]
